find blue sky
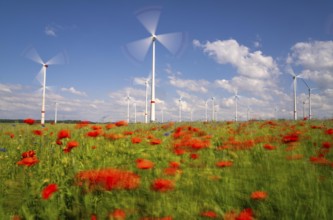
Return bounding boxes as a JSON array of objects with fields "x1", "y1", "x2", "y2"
[{"x1": 1, "y1": 0, "x2": 333, "y2": 122}]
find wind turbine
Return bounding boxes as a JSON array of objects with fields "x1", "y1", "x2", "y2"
[
  {"x1": 302, "y1": 79, "x2": 316, "y2": 120},
  {"x1": 54, "y1": 102, "x2": 58, "y2": 124},
  {"x1": 178, "y1": 96, "x2": 182, "y2": 122},
  {"x1": 25, "y1": 48, "x2": 66, "y2": 126},
  {"x1": 125, "y1": 92, "x2": 131, "y2": 123},
  {"x1": 233, "y1": 89, "x2": 240, "y2": 122},
  {"x1": 126, "y1": 7, "x2": 185, "y2": 122},
  {"x1": 144, "y1": 77, "x2": 150, "y2": 123},
  {"x1": 287, "y1": 67, "x2": 303, "y2": 120},
  {"x1": 205, "y1": 99, "x2": 210, "y2": 122},
  {"x1": 211, "y1": 97, "x2": 215, "y2": 121}
]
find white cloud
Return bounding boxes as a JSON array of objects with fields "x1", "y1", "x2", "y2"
[
  {"x1": 288, "y1": 41, "x2": 333, "y2": 70},
  {"x1": 288, "y1": 41, "x2": 333, "y2": 91},
  {"x1": 194, "y1": 39, "x2": 279, "y2": 79},
  {"x1": 61, "y1": 87, "x2": 87, "y2": 96},
  {"x1": 165, "y1": 66, "x2": 209, "y2": 93},
  {"x1": 168, "y1": 75, "x2": 209, "y2": 93},
  {"x1": 0, "y1": 84, "x2": 12, "y2": 93},
  {"x1": 45, "y1": 25, "x2": 57, "y2": 37}
]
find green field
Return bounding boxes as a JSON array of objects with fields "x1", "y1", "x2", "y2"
[{"x1": 1, "y1": 120, "x2": 333, "y2": 220}]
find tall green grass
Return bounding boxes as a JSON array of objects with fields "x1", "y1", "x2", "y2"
[{"x1": 0, "y1": 120, "x2": 333, "y2": 219}]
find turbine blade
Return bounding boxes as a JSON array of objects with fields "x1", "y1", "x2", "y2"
[
  {"x1": 23, "y1": 47, "x2": 44, "y2": 64},
  {"x1": 286, "y1": 66, "x2": 296, "y2": 77},
  {"x1": 125, "y1": 37, "x2": 152, "y2": 62},
  {"x1": 156, "y1": 32, "x2": 186, "y2": 55},
  {"x1": 135, "y1": 7, "x2": 161, "y2": 35},
  {"x1": 301, "y1": 78, "x2": 310, "y2": 89},
  {"x1": 46, "y1": 52, "x2": 67, "y2": 65},
  {"x1": 35, "y1": 67, "x2": 45, "y2": 86}
]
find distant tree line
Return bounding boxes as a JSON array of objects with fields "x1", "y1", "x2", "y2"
[{"x1": 0, "y1": 119, "x2": 94, "y2": 124}]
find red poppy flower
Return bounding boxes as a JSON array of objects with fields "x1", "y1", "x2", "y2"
[
  {"x1": 310, "y1": 156, "x2": 331, "y2": 165},
  {"x1": 190, "y1": 153, "x2": 199, "y2": 159},
  {"x1": 76, "y1": 168, "x2": 140, "y2": 191},
  {"x1": 123, "y1": 131, "x2": 134, "y2": 135},
  {"x1": 87, "y1": 130, "x2": 102, "y2": 137},
  {"x1": 115, "y1": 120, "x2": 128, "y2": 127},
  {"x1": 201, "y1": 210, "x2": 218, "y2": 218},
  {"x1": 23, "y1": 118, "x2": 35, "y2": 125},
  {"x1": 169, "y1": 161, "x2": 180, "y2": 168},
  {"x1": 322, "y1": 142, "x2": 332, "y2": 149},
  {"x1": 251, "y1": 191, "x2": 267, "y2": 200},
  {"x1": 263, "y1": 144, "x2": 276, "y2": 150},
  {"x1": 282, "y1": 133, "x2": 299, "y2": 143},
  {"x1": 22, "y1": 150, "x2": 36, "y2": 158},
  {"x1": 57, "y1": 130, "x2": 70, "y2": 140},
  {"x1": 56, "y1": 139, "x2": 63, "y2": 145},
  {"x1": 105, "y1": 123, "x2": 116, "y2": 129},
  {"x1": 174, "y1": 149, "x2": 185, "y2": 155},
  {"x1": 136, "y1": 159, "x2": 154, "y2": 169},
  {"x1": 216, "y1": 161, "x2": 233, "y2": 167},
  {"x1": 33, "y1": 130, "x2": 43, "y2": 136},
  {"x1": 236, "y1": 208, "x2": 253, "y2": 220},
  {"x1": 151, "y1": 179, "x2": 174, "y2": 192},
  {"x1": 110, "y1": 209, "x2": 126, "y2": 219},
  {"x1": 131, "y1": 137, "x2": 142, "y2": 144},
  {"x1": 17, "y1": 156, "x2": 39, "y2": 166},
  {"x1": 90, "y1": 214, "x2": 97, "y2": 220},
  {"x1": 42, "y1": 183, "x2": 58, "y2": 200},
  {"x1": 91, "y1": 125, "x2": 102, "y2": 130},
  {"x1": 75, "y1": 121, "x2": 90, "y2": 129},
  {"x1": 63, "y1": 141, "x2": 79, "y2": 153},
  {"x1": 325, "y1": 129, "x2": 333, "y2": 135},
  {"x1": 150, "y1": 139, "x2": 162, "y2": 145}
]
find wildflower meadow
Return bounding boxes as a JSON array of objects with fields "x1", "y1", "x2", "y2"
[{"x1": 1, "y1": 119, "x2": 333, "y2": 219}]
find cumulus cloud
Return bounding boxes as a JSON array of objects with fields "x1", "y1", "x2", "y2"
[
  {"x1": 165, "y1": 65, "x2": 210, "y2": 93},
  {"x1": 61, "y1": 87, "x2": 87, "y2": 96},
  {"x1": 288, "y1": 41, "x2": 333, "y2": 70},
  {"x1": 45, "y1": 25, "x2": 57, "y2": 37},
  {"x1": 194, "y1": 39, "x2": 279, "y2": 79},
  {"x1": 288, "y1": 41, "x2": 333, "y2": 90}
]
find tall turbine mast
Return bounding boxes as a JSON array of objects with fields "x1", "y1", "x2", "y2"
[
  {"x1": 288, "y1": 67, "x2": 303, "y2": 120},
  {"x1": 24, "y1": 47, "x2": 66, "y2": 126},
  {"x1": 211, "y1": 97, "x2": 215, "y2": 121},
  {"x1": 54, "y1": 101, "x2": 58, "y2": 124},
  {"x1": 125, "y1": 7, "x2": 185, "y2": 122},
  {"x1": 178, "y1": 96, "x2": 182, "y2": 122},
  {"x1": 144, "y1": 78, "x2": 149, "y2": 123},
  {"x1": 302, "y1": 79, "x2": 315, "y2": 120}
]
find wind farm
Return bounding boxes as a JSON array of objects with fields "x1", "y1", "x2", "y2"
[{"x1": 1, "y1": 1, "x2": 333, "y2": 219}]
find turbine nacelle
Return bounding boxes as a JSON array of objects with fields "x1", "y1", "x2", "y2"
[{"x1": 44, "y1": 64, "x2": 49, "y2": 68}]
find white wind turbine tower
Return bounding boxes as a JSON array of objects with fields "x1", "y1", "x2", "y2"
[
  {"x1": 302, "y1": 79, "x2": 316, "y2": 120},
  {"x1": 125, "y1": 92, "x2": 131, "y2": 123},
  {"x1": 205, "y1": 99, "x2": 209, "y2": 122},
  {"x1": 25, "y1": 48, "x2": 65, "y2": 126},
  {"x1": 144, "y1": 77, "x2": 150, "y2": 123},
  {"x1": 178, "y1": 96, "x2": 183, "y2": 122},
  {"x1": 288, "y1": 67, "x2": 303, "y2": 120},
  {"x1": 211, "y1": 97, "x2": 215, "y2": 121},
  {"x1": 233, "y1": 89, "x2": 240, "y2": 122},
  {"x1": 125, "y1": 7, "x2": 185, "y2": 122},
  {"x1": 54, "y1": 102, "x2": 58, "y2": 124}
]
